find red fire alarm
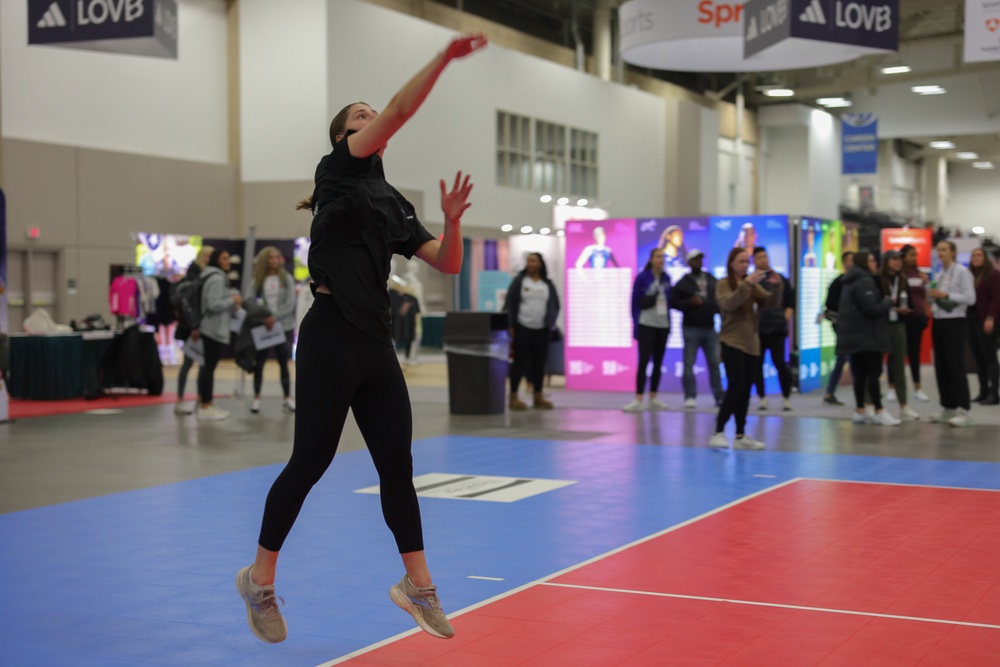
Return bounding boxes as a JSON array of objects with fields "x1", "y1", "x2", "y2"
[{"x1": 28, "y1": 227, "x2": 41, "y2": 240}]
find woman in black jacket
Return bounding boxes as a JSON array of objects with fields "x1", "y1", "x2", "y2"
[
  {"x1": 505, "y1": 252, "x2": 561, "y2": 410},
  {"x1": 836, "y1": 251, "x2": 900, "y2": 426}
]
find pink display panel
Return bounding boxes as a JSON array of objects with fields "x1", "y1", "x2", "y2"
[{"x1": 564, "y1": 219, "x2": 637, "y2": 391}]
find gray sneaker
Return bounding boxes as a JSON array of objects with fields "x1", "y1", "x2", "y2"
[
  {"x1": 389, "y1": 575, "x2": 455, "y2": 639},
  {"x1": 236, "y1": 566, "x2": 287, "y2": 643}
]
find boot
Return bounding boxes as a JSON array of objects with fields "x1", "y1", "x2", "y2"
[
  {"x1": 981, "y1": 393, "x2": 1000, "y2": 406},
  {"x1": 509, "y1": 393, "x2": 529, "y2": 411},
  {"x1": 973, "y1": 389, "x2": 988, "y2": 403},
  {"x1": 533, "y1": 392, "x2": 554, "y2": 410}
]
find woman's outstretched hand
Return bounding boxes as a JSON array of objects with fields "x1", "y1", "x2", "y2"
[
  {"x1": 444, "y1": 33, "x2": 488, "y2": 62},
  {"x1": 440, "y1": 171, "x2": 474, "y2": 223}
]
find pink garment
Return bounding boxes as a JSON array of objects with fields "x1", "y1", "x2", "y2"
[{"x1": 109, "y1": 276, "x2": 139, "y2": 317}]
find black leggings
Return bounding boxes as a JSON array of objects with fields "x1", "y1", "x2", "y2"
[
  {"x1": 177, "y1": 353, "x2": 195, "y2": 400},
  {"x1": 968, "y1": 311, "x2": 1000, "y2": 397},
  {"x1": 258, "y1": 294, "x2": 422, "y2": 554},
  {"x1": 509, "y1": 324, "x2": 549, "y2": 393},
  {"x1": 253, "y1": 338, "x2": 292, "y2": 398},
  {"x1": 716, "y1": 343, "x2": 758, "y2": 435},
  {"x1": 636, "y1": 325, "x2": 669, "y2": 394},
  {"x1": 755, "y1": 332, "x2": 792, "y2": 398},
  {"x1": 905, "y1": 314, "x2": 928, "y2": 385},
  {"x1": 196, "y1": 336, "x2": 224, "y2": 405},
  {"x1": 850, "y1": 351, "x2": 884, "y2": 411}
]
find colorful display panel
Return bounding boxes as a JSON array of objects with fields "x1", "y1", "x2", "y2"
[
  {"x1": 819, "y1": 220, "x2": 844, "y2": 389},
  {"x1": 565, "y1": 219, "x2": 637, "y2": 391},
  {"x1": 798, "y1": 218, "x2": 825, "y2": 394}
]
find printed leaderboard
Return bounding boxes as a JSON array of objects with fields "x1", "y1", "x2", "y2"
[
  {"x1": 799, "y1": 267, "x2": 822, "y2": 351},
  {"x1": 568, "y1": 267, "x2": 633, "y2": 348}
]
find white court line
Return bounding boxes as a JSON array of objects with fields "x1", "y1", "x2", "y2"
[
  {"x1": 315, "y1": 477, "x2": 804, "y2": 667},
  {"x1": 540, "y1": 581, "x2": 1000, "y2": 631},
  {"x1": 801, "y1": 477, "x2": 1000, "y2": 493},
  {"x1": 467, "y1": 575, "x2": 505, "y2": 581}
]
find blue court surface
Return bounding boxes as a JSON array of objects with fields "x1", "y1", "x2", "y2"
[{"x1": 2, "y1": 435, "x2": 999, "y2": 666}]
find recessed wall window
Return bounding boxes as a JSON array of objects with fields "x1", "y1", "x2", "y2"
[{"x1": 496, "y1": 111, "x2": 598, "y2": 199}]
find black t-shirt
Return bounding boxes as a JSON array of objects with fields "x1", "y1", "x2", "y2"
[{"x1": 308, "y1": 131, "x2": 435, "y2": 344}]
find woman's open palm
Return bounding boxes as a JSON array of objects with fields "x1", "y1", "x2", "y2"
[{"x1": 440, "y1": 171, "x2": 474, "y2": 223}]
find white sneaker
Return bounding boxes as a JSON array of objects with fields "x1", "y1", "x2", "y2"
[
  {"x1": 649, "y1": 398, "x2": 669, "y2": 411},
  {"x1": 734, "y1": 435, "x2": 765, "y2": 450},
  {"x1": 874, "y1": 410, "x2": 901, "y2": 426},
  {"x1": 948, "y1": 409, "x2": 974, "y2": 428},
  {"x1": 251, "y1": 399, "x2": 262, "y2": 414},
  {"x1": 865, "y1": 406, "x2": 876, "y2": 421},
  {"x1": 174, "y1": 402, "x2": 193, "y2": 415},
  {"x1": 283, "y1": 398, "x2": 296, "y2": 412},
  {"x1": 930, "y1": 409, "x2": 958, "y2": 423},
  {"x1": 684, "y1": 398, "x2": 697, "y2": 410},
  {"x1": 708, "y1": 432, "x2": 730, "y2": 448},
  {"x1": 197, "y1": 405, "x2": 230, "y2": 421},
  {"x1": 758, "y1": 397, "x2": 769, "y2": 411},
  {"x1": 886, "y1": 388, "x2": 898, "y2": 403},
  {"x1": 852, "y1": 411, "x2": 869, "y2": 424},
  {"x1": 901, "y1": 406, "x2": 921, "y2": 421},
  {"x1": 914, "y1": 389, "x2": 930, "y2": 402},
  {"x1": 782, "y1": 398, "x2": 793, "y2": 412},
  {"x1": 622, "y1": 400, "x2": 646, "y2": 413}
]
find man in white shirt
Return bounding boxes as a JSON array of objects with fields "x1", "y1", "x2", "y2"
[{"x1": 929, "y1": 240, "x2": 977, "y2": 427}]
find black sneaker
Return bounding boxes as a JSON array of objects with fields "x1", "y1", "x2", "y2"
[{"x1": 823, "y1": 395, "x2": 844, "y2": 406}]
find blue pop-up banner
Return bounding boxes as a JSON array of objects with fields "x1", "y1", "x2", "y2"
[{"x1": 842, "y1": 113, "x2": 878, "y2": 175}]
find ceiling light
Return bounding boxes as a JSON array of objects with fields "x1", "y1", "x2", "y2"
[
  {"x1": 557, "y1": 197, "x2": 570, "y2": 205},
  {"x1": 911, "y1": 85, "x2": 946, "y2": 95},
  {"x1": 539, "y1": 195, "x2": 552, "y2": 203},
  {"x1": 817, "y1": 97, "x2": 852, "y2": 108},
  {"x1": 973, "y1": 161, "x2": 996, "y2": 169},
  {"x1": 957, "y1": 152, "x2": 979, "y2": 160},
  {"x1": 973, "y1": 227, "x2": 986, "y2": 234},
  {"x1": 764, "y1": 88, "x2": 795, "y2": 97},
  {"x1": 556, "y1": 230, "x2": 566, "y2": 237},
  {"x1": 577, "y1": 199, "x2": 588, "y2": 206},
  {"x1": 501, "y1": 224, "x2": 513, "y2": 232},
  {"x1": 881, "y1": 65, "x2": 911, "y2": 74},
  {"x1": 929, "y1": 141, "x2": 955, "y2": 149},
  {"x1": 520, "y1": 226, "x2": 533, "y2": 234},
  {"x1": 540, "y1": 228, "x2": 551, "y2": 235}
]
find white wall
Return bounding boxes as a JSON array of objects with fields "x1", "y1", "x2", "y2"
[
  {"x1": 717, "y1": 137, "x2": 756, "y2": 215},
  {"x1": 946, "y1": 164, "x2": 1000, "y2": 237},
  {"x1": 807, "y1": 108, "x2": 841, "y2": 220},
  {"x1": 1, "y1": 0, "x2": 229, "y2": 164},
  {"x1": 760, "y1": 125, "x2": 810, "y2": 215},
  {"x1": 239, "y1": 0, "x2": 328, "y2": 181},
  {"x1": 238, "y1": 0, "x2": 667, "y2": 231}
]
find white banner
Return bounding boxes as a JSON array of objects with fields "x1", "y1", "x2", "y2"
[{"x1": 965, "y1": 0, "x2": 1000, "y2": 63}]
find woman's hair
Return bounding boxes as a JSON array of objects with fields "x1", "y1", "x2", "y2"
[
  {"x1": 208, "y1": 248, "x2": 228, "y2": 269},
  {"x1": 970, "y1": 247, "x2": 994, "y2": 286},
  {"x1": 725, "y1": 247, "x2": 754, "y2": 317},
  {"x1": 879, "y1": 252, "x2": 901, "y2": 294},
  {"x1": 643, "y1": 247, "x2": 663, "y2": 273},
  {"x1": 253, "y1": 246, "x2": 289, "y2": 289},
  {"x1": 296, "y1": 101, "x2": 370, "y2": 211},
  {"x1": 520, "y1": 252, "x2": 548, "y2": 280},
  {"x1": 194, "y1": 245, "x2": 215, "y2": 269},
  {"x1": 900, "y1": 244, "x2": 916, "y2": 260},
  {"x1": 853, "y1": 251, "x2": 872, "y2": 274}
]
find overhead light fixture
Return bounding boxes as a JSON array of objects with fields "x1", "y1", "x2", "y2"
[
  {"x1": 764, "y1": 88, "x2": 795, "y2": 97},
  {"x1": 817, "y1": 97, "x2": 852, "y2": 108},
  {"x1": 520, "y1": 226, "x2": 533, "y2": 234},
  {"x1": 973, "y1": 226, "x2": 986, "y2": 234},
  {"x1": 957, "y1": 152, "x2": 980, "y2": 160},
  {"x1": 501, "y1": 224, "x2": 513, "y2": 232},
  {"x1": 912, "y1": 85, "x2": 946, "y2": 95},
  {"x1": 557, "y1": 197, "x2": 570, "y2": 206},
  {"x1": 576, "y1": 199, "x2": 588, "y2": 206},
  {"x1": 539, "y1": 195, "x2": 552, "y2": 203},
  {"x1": 881, "y1": 65, "x2": 912, "y2": 74},
  {"x1": 929, "y1": 141, "x2": 956, "y2": 149},
  {"x1": 973, "y1": 161, "x2": 996, "y2": 169},
  {"x1": 540, "y1": 228, "x2": 551, "y2": 235},
  {"x1": 556, "y1": 230, "x2": 566, "y2": 237}
]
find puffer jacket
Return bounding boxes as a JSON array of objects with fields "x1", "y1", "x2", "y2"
[{"x1": 835, "y1": 266, "x2": 891, "y2": 356}]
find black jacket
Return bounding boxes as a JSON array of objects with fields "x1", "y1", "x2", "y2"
[
  {"x1": 671, "y1": 271, "x2": 719, "y2": 328},
  {"x1": 835, "y1": 266, "x2": 891, "y2": 356},
  {"x1": 758, "y1": 274, "x2": 795, "y2": 336}
]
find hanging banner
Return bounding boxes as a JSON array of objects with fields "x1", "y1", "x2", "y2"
[
  {"x1": 964, "y1": 0, "x2": 1000, "y2": 63},
  {"x1": 745, "y1": 0, "x2": 899, "y2": 59},
  {"x1": 564, "y1": 219, "x2": 637, "y2": 392},
  {"x1": 0, "y1": 189, "x2": 8, "y2": 422},
  {"x1": 842, "y1": 113, "x2": 879, "y2": 175},
  {"x1": 28, "y1": 0, "x2": 178, "y2": 59}
]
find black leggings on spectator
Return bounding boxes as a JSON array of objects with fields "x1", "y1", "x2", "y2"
[
  {"x1": 197, "y1": 337, "x2": 224, "y2": 405},
  {"x1": 636, "y1": 325, "x2": 670, "y2": 395},
  {"x1": 850, "y1": 351, "x2": 884, "y2": 411},
  {"x1": 755, "y1": 332, "x2": 792, "y2": 398},
  {"x1": 716, "y1": 344, "x2": 758, "y2": 435},
  {"x1": 257, "y1": 294, "x2": 422, "y2": 554},
  {"x1": 509, "y1": 324, "x2": 549, "y2": 393},
  {"x1": 254, "y1": 339, "x2": 292, "y2": 398}
]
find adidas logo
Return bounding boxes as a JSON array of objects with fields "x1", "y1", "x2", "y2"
[
  {"x1": 799, "y1": 0, "x2": 827, "y2": 24},
  {"x1": 36, "y1": 2, "x2": 67, "y2": 28}
]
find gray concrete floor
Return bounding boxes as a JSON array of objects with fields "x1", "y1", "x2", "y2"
[{"x1": 2, "y1": 361, "x2": 998, "y2": 514}]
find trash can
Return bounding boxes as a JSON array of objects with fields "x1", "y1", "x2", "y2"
[{"x1": 443, "y1": 312, "x2": 510, "y2": 415}]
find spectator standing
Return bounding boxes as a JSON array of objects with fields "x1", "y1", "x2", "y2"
[
  {"x1": 672, "y1": 249, "x2": 724, "y2": 409},
  {"x1": 928, "y1": 240, "x2": 977, "y2": 427}
]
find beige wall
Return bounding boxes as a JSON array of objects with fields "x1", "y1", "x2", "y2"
[{"x1": 3, "y1": 138, "x2": 238, "y2": 325}]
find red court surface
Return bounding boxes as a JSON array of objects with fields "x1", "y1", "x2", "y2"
[
  {"x1": 8, "y1": 393, "x2": 226, "y2": 419},
  {"x1": 333, "y1": 479, "x2": 1000, "y2": 666}
]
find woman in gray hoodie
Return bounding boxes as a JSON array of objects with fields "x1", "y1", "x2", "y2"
[
  {"x1": 198, "y1": 249, "x2": 241, "y2": 421},
  {"x1": 245, "y1": 246, "x2": 297, "y2": 414}
]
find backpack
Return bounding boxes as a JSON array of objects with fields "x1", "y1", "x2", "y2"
[{"x1": 170, "y1": 275, "x2": 204, "y2": 330}]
